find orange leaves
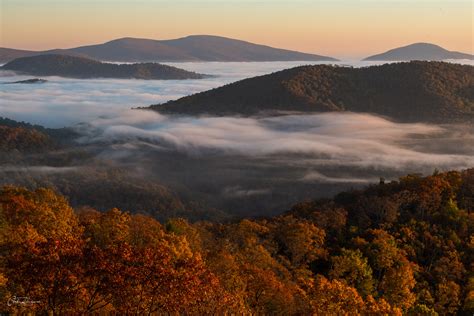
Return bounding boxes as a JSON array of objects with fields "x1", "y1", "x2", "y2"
[
  {"x1": 379, "y1": 260, "x2": 416, "y2": 311},
  {"x1": 434, "y1": 281, "x2": 461, "y2": 314},
  {"x1": 1, "y1": 167, "x2": 473, "y2": 315},
  {"x1": 275, "y1": 216, "x2": 327, "y2": 266},
  {"x1": 307, "y1": 275, "x2": 366, "y2": 314},
  {"x1": 1, "y1": 187, "x2": 233, "y2": 314},
  {"x1": 78, "y1": 208, "x2": 233, "y2": 314},
  {"x1": 0, "y1": 125, "x2": 52, "y2": 152},
  {"x1": 358, "y1": 229, "x2": 417, "y2": 311},
  {"x1": 0, "y1": 186, "x2": 82, "y2": 243},
  {"x1": 306, "y1": 275, "x2": 401, "y2": 315}
]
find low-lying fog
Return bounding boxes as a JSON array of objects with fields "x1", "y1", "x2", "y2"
[
  {"x1": 78, "y1": 110, "x2": 474, "y2": 216},
  {"x1": 1, "y1": 61, "x2": 336, "y2": 127},
  {"x1": 80, "y1": 111, "x2": 474, "y2": 172},
  {"x1": 2, "y1": 60, "x2": 472, "y2": 127},
  {"x1": 1, "y1": 60, "x2": 473, "y2": 218}
]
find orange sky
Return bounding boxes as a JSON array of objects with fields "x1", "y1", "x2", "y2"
[{"x1": 1, "y1": 0, "x2": 472, "y2": 59}]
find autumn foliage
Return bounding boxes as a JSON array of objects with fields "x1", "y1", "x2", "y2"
[
  {"x1": 0, "y1": 125, "x2": 52, "y2": 152},
  {"x1": 1, "y1": 169, "x2": 473, "y2": 314}
]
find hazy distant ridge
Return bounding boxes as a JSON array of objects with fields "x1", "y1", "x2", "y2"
[
  {"x1": 364, "y1": 43, "x2": 473, "y2": 61},
  {"x1": 1, "y1": 54, "x2": 206, "y2": 79},
  {"x1": 0, "y1": 35, "x2": 337, "y2": 63}
]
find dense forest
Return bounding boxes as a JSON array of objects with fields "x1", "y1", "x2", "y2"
[
  {"x1": 0, "y1": 117, "x2": 79, "y2": 148},
  {"x1": 0, "y1": 118, "x2": 229, "y2": 221},
  {"x1": 0, "y1": 117, "x2": 369, "y2": 221},
  {"x1": 1, "y1": 54, "x2": 206, "y2": 79},
  {"x1": 151, "y1": 61, "x2": 474, "y2": 123},
  {"x1": 0, "y1": 125, "x2": 52, "y2": 152},
  {"x1": 1, "y1": 169, "x2": 473, "y2": 314}
]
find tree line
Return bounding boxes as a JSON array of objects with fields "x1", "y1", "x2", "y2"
[{"x1": 1, "y1": 168, "x2": 473, "y2": 314}]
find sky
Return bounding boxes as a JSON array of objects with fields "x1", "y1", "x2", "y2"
[{"x1": 1, "y1": 0, "x2": 473, "y2": 59}]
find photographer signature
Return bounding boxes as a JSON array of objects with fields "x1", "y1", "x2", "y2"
[{"x1": 7, "y1": 296, "x2": 41, "y2": 307}]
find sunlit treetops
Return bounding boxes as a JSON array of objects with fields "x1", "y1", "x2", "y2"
[{"x1": 1, "y1": 168, "x2": 473, "y2": 314}]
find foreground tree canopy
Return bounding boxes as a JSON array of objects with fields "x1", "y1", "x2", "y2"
[{"x1": 1, "y1": 169, "x2": 473, "y2": 314}]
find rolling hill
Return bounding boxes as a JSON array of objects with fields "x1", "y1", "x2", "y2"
[
  {"x1": 2, "y1": 168, "x2": 473, "y2": 314},
  {"x1": 0, "y1": 126, "x2": 52, "y2": 152},
  {"x1": 0, "y1": 117, "x2": 54, "y2": 152},
  {"x1": 0, "y1": 35, "x2": 338, "y2": 63},
  {"x1": 149, "y1": 61, "x2": 474, "y2": 123},
  {"x1": 364, "y1": 43, "x2": 473, "y2": 61},
  {"x1": 0, "y1": 47, "x2": 87, "y2": 64},
  {"x1": 1, "y1": 54, "x2": 206, "y2": 79}
]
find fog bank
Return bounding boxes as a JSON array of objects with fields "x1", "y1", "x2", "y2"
[{"x1": 78, "y1": 110, "x2": 474, "y2": 173}]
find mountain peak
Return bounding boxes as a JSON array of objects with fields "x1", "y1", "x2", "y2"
[
  {"x1": 0, "y1": 35, "x2": 337, "y2": 63},
  {"x1": 405, "y1": 42, "x2": 443, "y2": 48},
  {"x1": 364, "y1": 42, "x2": 473, "y2": 61},
  {"x1": 149, "y1": 61, "x2": 474, "y2": 124}
]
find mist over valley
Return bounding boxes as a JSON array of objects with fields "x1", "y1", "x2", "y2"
[
  {"x1": 1, "y1": 60, "x2": 473, "y2": 219},
  {"x1": 2, "y1": 1, "x2": 474, "y2": 313}
]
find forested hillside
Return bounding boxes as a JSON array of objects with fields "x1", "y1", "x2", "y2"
[
  {"x1": 1, "y1": 169, "x2": 473, "y2": 314},
  {"x1": 0, "y1": 125, "x2": 52, "y2": 152},
  {"x1": 2, "y1": 54, "x2": 206, "y2": 79},
  {"x1": 0, "y1": 118, "x2": 224, "y2": 221},
  {"x1": 0, "y1": 117, "x2": 78, "y2": 147},
  {"x1": 151, "y1": 61, "x2": 474, "y2": 123}
]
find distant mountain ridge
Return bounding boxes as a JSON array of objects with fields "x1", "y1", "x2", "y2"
[
  {"x1": 0, "y1": 47, "x2": 88, "y2": 64},
  {"x1": 364, "y1": 43, "x2": 473, "y2": 61},
  {"x1": 1, "y1": 54, "x2": 206, "y2": 79},
  {"x1": 0, "y1": 35, "x2": 337, "y2": 63},
  {"x1": 149, "y1": 61, "x2": 474, "y2": 123}
]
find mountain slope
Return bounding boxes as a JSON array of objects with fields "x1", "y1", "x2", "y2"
[
  {"x1": 0, "y1": 117, "x2": 68, "y2": 152},
  {"x1": 1, "y1": 167, "x2": 473, "y2": 314},
  {"x1": 0, "y1": 35, "x2": 338, "y2": 63},
  {"x1": 155, "y1": 35, "x2": 337, "y2": 61},
  {"x1": 149, "y1": 61, "x2": 474, "y2": 123},
  {"x1": 0, "y1": 47, "x2": 88, "y2": 64},
  {"x1": 0, "y1": 125, "x2": 52, "y2": 152},
  {"x1": 1, "y1": 54, "x2": 206, "y2": 79},
  {"x1": 364, "y1": 43, "x2": 473, "y2": 61},
  {"x1": 69, "y1": 37, "x2": 194, "y2": 62},
  {"x1": 0, "y1": 47, "x2": 41, "y2": 64}
]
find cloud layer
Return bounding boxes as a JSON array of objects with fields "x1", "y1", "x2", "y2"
[
  {"x1": 78, "y1": 110, "x2": 474, "y2": 176},
  {"x1": 2, "y1": 61, "x2": 473, "y2": 188},
  {"x1": 0, "y1": 61, "x2": 332, "y2": 127}
]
